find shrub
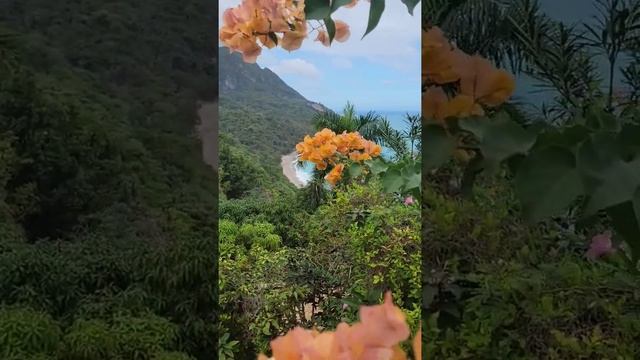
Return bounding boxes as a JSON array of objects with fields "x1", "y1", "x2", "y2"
[
  {"x1": 427, "y1": 258, "x2": 640, "y2": 359},
  {"x1": 0, "y1": 307, "x2": 61, "y2": 357}
]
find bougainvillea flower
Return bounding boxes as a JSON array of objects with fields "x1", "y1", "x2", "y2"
[
  {"x1": 441, "y1": 94, "x2": 485, "y2": 119},
  {"x1": 220, "y1": 0, "x2": 309, "y2": 62},
  {"x1": 281, "y1": 22, "x2": 307, "y2": 51},
  {"x1": 325, "y1": 163, "x2": 345, "y2": 185},
  {"x1": 586, "y1": 231, "x2": 614, "y2": 260},
  {"x1": 455, "y1": 54, "x2": 515, "y2": 107},
  {"x1": 355, "y1": 292, "x2": 411, "y2": 347},
  {"x1": 412, "y1": 326, "x2": 421, "y2": 360},
  {"x1": 423, "y1": 28, "x2": 461, "y2": 85},
  {"x1": 335, "y1": 20, "x2": 351, "y2": 42},
  {"x1": 422, "y1": 26, "x2": 515, "y2": 125},
  {"x1": 315, "y1": 30, "x2": 331, "y2": 47},
  {"x1": 257, "y1": 292, "x2": 420, "y2": 360},
  {"x1": 296, "y1": 129, "x2": 381, "y2": 185},
  {"x1": 344, "y1": 0, "x2": 359, "y2": 8},
  {"x1": 423, "y1": 86, "x2": 448, "y2": 121}
]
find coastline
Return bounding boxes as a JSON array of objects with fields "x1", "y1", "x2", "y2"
[{"x1": 281, "y1": 151, "x2": 305, "y2": 188}]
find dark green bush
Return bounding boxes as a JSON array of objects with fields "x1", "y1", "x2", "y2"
[
  {"x1": 0, "y1": 307, "x2": 61, "y2": 357},
  {"x1": 427, "y1": 259, "x2": 640, "y2": 359}
]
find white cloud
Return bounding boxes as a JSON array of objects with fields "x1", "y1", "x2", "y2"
[
  {"x1": 269, "y1": 58, "x2": 321, "y2": 79},
  {"x1": 298, "y1": 0, "x2": 421, "y2": 71},
  {"x1": 331, "y1": 57, "x2": 353, "y2": 69}
]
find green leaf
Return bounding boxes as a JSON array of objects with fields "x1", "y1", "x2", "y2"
[
  {"x1": 363, "y1": 0, "x2": 385, "y2": 39},
  {"x1": 576, "y1": 132, "x2": 621, "y2": 193},
  {"x1": 305, "y1": 0, "x2": 331, "y2": 20},
  {"x1": 515, "y1": 146, "x2": 584, "y2": 222},
  {"x1": 459, "y1": 113, "x2": 536, "y2": 171},
  {"x1": 381, "y1": 168, "x2": 403, "y2": 193},
  {"x1": 401, "y1": 164, "x2": 420, "y2": 191},
  {"x1": 262, "y1": 322, "x2": 270, "y2": 336},
  {"x1": 348, "y1": 163, "x2": 363, "y2": 178},
  {"x1": 533, "y1": 124, "x2": 590, "y2": 151},
  {"x1": 324, "y1": 16, "x2": 336, "y2": 43},
  {"x1": 331, "y1": 0, "x2": 352, "y2": 11},
  {"x1": 584, "y1": 158, "x2": 640, "y2": 216},
  {"x1": 400, "y1": 0, "x2": 420, "y2": 14},
  {"x1": 367, "y1": 158, "x2": 388, "y2": 175},
  {"x1": 423, "y1": 124, "x2": 455, "y2": 170}
]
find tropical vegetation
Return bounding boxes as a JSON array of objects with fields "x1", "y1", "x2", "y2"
[
  {"x1": 424, "y1": 0, "x2": 640, "y2": 358},
  {"x1": 0, "y1": 0, "x2": 216, "y2": 358}
]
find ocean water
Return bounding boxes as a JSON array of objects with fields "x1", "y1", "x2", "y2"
[{"x1": 293, "y1": 110, "x2": 419, "y2": 185}]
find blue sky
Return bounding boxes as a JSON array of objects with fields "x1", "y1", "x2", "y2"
[{"x1": 219, "y1": 0, "x2": 421, "y2": 113}]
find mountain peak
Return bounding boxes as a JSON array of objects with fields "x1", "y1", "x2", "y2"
[{"x1": 218, "y1": 48, "x2": 328, "y2": 112}]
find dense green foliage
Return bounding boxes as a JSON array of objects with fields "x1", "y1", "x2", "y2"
[
  {"x1": 0, "y1": 0, "x2": 216, "y2": 358},
  {"x1": 219, "y1": 182, "x2": 420, "y2": 358},
  {"x1": 424, "y1": 175, "x2": 640, "y2": 358},
  {"x1": 425, "y1": 1, "x2": 640, "y2": 357}
]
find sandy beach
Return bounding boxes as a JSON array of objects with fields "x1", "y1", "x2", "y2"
[{"x1": 281, "y1": 151, "x2": 305, "y2": 188}]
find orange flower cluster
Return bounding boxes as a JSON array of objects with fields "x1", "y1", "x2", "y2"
[
  {"x1": 257, "y1": 292, "x2": 421, "y2": 360},
  {"x1": 220, "y1": 0, "x2": 307, "y2": 63},
  {"x1": 423, "y1": 26, "x2": 516, "y2": 122},
  {"x1": 220, "y1": 0, "x2": 354, "y2": 63},
  {"x1": 315, "y1": 20, "x2": 351, "y2": 47},
  {"x1": 295, "y1": 128, "x2": 382, "y2": 185}
]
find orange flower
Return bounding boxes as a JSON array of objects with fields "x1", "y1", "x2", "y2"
[
  {"x1": 349, "y1": 151, "x2": 372, "y2": 161},
  {"x1": 454, "y1": 54, "x2": 516, "y2": 108},
  {"x1": 423, "y1": 87, "x2": 444, "y2": 119},
  {"x1": 220, "y1": 0, "x2": 309, "y2": 62},
  {"x1": 343, "y1": 0, "x2": 358, "y2": 8},
  {"x1": 441, "y1": 94, "x2": 485, "y2": 119},
  {"x1": 335, "y1": 20, "x2": 351, "y2": 42},
  {"x1": 412, "y1": 326, "x2": 421, "y2": 360},
  {"x1": 281, "y1": 22, "x2": 307, "y2": 51},
  {"x1": 316, "y1": 30, "x2": 330, "y2": 47},
  {"x1": 325, "y1": 163, "x2": 344, "y2": 185},
  {"x1": 296, "y1": 129, "x2": 381, "y2": 185},
  {"x1": 363, "y1": 140, "x2": 382, "y2": 157},
  {"x1": 423, "y1": 28, "x2": 460, "y2": 85},
  {"x1": 334, "y1": 131, "x2": 363, "y2": 154},
  {"x1": 422, "y1": 26, "x2": 515, "y2": 123},
  {"x1": 257, "y1": 292, "x2": 421, "y2": 360}
]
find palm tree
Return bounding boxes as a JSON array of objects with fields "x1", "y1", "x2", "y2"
[
  {"x1": 376, "y1": 114, "x2": 421, "y2": 161},
  {"x1": 312, "y1": 102, "x2": 385, "y2": 141},
  {"x1": 425, "y1": 0, "x2": 617, "y2": 122}
]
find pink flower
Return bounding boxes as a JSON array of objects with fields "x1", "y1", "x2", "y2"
[
  {"x1": 404, "y1": 196, "x2": 415, "y2": 206},
  {"x1": 586, "y1": 231, "x2": 614, "y2": 260}
]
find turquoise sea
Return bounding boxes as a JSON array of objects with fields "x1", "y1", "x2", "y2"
[{"x1": 293, "y1": 110, "x2": 419, "y2": 184}]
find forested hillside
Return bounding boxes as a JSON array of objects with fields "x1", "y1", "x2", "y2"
[
  {"x1": 219, "y1": 49, "x2": 325, "y2": 172},
  {"x1": 0, "y1": 0, "x2": 217, "y2": 358}
]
